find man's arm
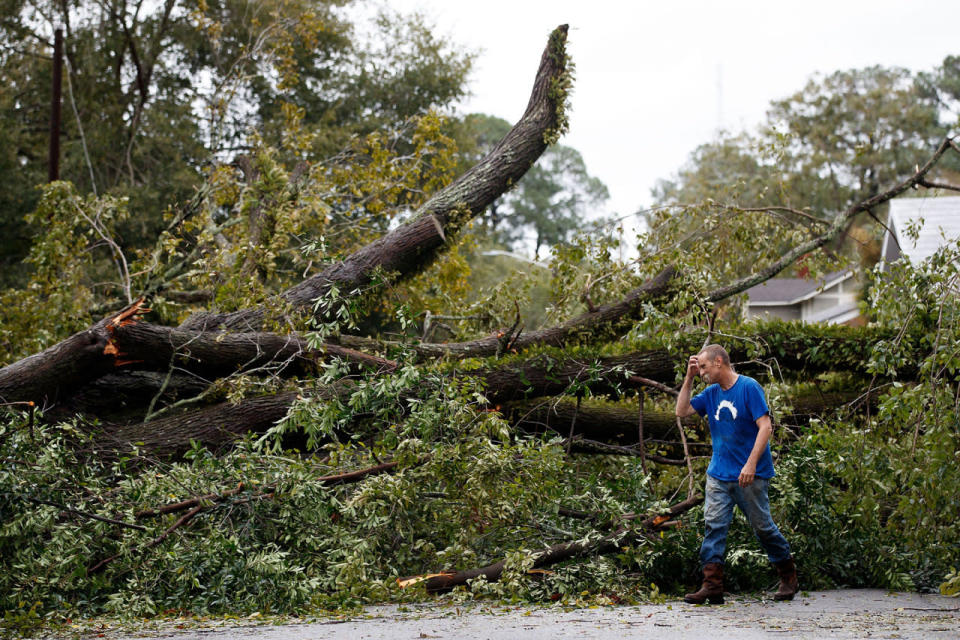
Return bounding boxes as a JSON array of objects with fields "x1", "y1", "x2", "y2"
[
  {"x1": 739, "y1": 414, "x2": 773, "y2": 487},
  {"x1": 675, "y1": 355, "x2": 700, "y2": 418}
]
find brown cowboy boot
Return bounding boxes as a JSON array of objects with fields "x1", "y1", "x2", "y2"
[
  {"x1": 684, "y1": 562, "x2": 724, "y2": 604},
  {"x1": 773, "y1": 557, "x2": 799, "y2": 601}
]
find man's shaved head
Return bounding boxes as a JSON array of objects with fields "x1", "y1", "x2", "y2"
[{"x1": 699, "y1": 344, "x2": 731, "y2": 367}]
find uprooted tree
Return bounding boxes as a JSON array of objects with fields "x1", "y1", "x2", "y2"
[{"x1": 2, "y1": 25, "x2": 960, "y2": 620}]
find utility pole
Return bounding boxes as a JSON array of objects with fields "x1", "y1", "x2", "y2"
[{"x1": 48, "y1": 28, "x2": 63, "y2": 182}]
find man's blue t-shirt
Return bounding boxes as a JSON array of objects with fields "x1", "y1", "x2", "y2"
[{"x1": 690, "y1": 375, "x2": 775, "y2": 482}]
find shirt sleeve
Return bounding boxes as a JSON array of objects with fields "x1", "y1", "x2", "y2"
[
  {"x1": 744, "y1": 379, "x2": 770, "y2": 422},
  {"x1": 690, "y1": 390, "x2": 708, "y2": 417}
]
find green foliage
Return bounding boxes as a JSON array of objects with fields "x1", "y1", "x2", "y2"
[
  {"x1": 0, "y1": 182, "x2": 130, "y2": 364},
  {"x1": 544, "y1": 227, "x2": 636, "y2": 327},
  {"x1": 651, "y1": 133, "x2": 784, "y2": 207},
  {"x1": 0, "y1": 0, "x2": 473, "y2": 276},
  {"x1": 768, "y1": 66, "x2": 945, "y2": 209},
  {"x1": 766, "y1": 242, "x2": 960, "y2": 593},
  {"x1": 941, "y1": 568, "x2": 960, "y2": 597},
  {"x1": 781, "y1": 392, "x2": 960, "y2": 593},
  {"x1": 543, "y1": 24, "x2": 573, "y2": 146},
  {"x1": 920, "y1": 54, "x2": 960, "y2": 129},
  {"x1": 179, "y1": 112, "x2": 457, "y2": 315},
  {"x1": 448, "y1": 241, "x2": 553, "y2": 334},
  {"x1": 645, "y1": 176, "x2": 850, "y2": 310},
  {"x1": 0, "y1": 389, "x2": 664, "y2": 621}
]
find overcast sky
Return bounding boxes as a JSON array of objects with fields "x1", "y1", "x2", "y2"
[{"x1": 386, "y1": 0, "x2": 960, "y2": 243}]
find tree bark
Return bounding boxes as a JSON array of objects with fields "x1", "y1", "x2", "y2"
[
  {"x1": 106, "y1": 323, "x2": 397, "y2": 379},
  {"x1": 94, "y1": 390, "x2": 301, "y2": 458},
  {"x1": 507, "y1": 389, "x2": 872, "y2": 448},
  {"x1": 479, "y1": 349, "x2": 676, "y2": 405},
  {"x1": 506, "y1": 398, "x2": 700, "y2": 444}
]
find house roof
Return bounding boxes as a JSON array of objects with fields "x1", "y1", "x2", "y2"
[
  {"x1": 745, "y1": 270, "x2": 853, "y2": 305},
  {"x1": 884, "y1": 196, "x2": 960, "y2": 264}
]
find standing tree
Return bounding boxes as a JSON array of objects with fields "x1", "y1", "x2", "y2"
[
  {"x1": 0, "y1": 0, "x2": 472, "y2": 278},
  {"x1": 656, "y1": 65, "x2": 950, "y2": 217},
  {"x1": 767, "y1": 65, "x2": 946, "y2": 210},
  {"x1": 650, "y1": 133, "x2": 782, "y2": 207}
]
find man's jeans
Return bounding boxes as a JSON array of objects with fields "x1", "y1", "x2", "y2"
[{"x1": 699, "y1": 474, "x2": 792, "y2": 567}]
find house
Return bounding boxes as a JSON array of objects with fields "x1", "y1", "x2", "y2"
[
  {"x1": 744, "y1": 195, "x2": 960, "y2": 325},
  {"x1": 880, "y1": 195, "x2": 960, "y2": 266},
  {"x1": 744, "y1": 270, "x2": 860, "y2": 325}
]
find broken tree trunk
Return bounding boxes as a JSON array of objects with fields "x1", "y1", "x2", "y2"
[
  {"x1": 0, "y1": 300, "x2": 394, "y2": 408},
  {"x1": 0, "y1": 303, "x2": 146, "y2": 407},
  {"x1": 506, "y1": 398, "x2": 704, "y2": 444},
  {"x1": 507, "y1": 389, "x2": 873, "y2": 449}
]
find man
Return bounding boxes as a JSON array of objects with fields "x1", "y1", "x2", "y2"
[{"x1": 675, "y1": 344, "x2": 798, "y2": 604}]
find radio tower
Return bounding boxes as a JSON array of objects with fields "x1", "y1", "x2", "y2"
[{"x1": 716, "y1": 63, "x2": 724, "y2": 133}]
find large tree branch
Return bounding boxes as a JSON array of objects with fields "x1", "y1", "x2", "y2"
[
  {"x1": 88, "y1": 321, "x2": 890, "y2": 458},
  {"x1": 418, "y1": 494, "x2": 704, "y2": 593},
  {"x1": 336, "y1": 266, "x2": 678, "y2": 359},
  {"x1": 0, "y1": 310, "x2": 127, "y2": 407},
  {"x1": 181, "y1": 25, "x2": 572, "y2": 332},
  {"x1": 508, "y1": 389, "x2": 873, "y2": 448},
  {"x1": 107, "y1": 322, "x2": 397, "y2": 379}
]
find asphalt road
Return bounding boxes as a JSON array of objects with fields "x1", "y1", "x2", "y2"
[{"x1": 95, "y1": 590, "x2": 960, "y2": 640}]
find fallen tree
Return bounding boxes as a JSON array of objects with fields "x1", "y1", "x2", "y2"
[{"x1": 67, "y1": 325, "x2": 885, "y2": 459}]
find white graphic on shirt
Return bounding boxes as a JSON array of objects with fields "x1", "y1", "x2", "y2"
[{"x1": 714, "y1": 400, "x2": 738, "y2": 422}]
